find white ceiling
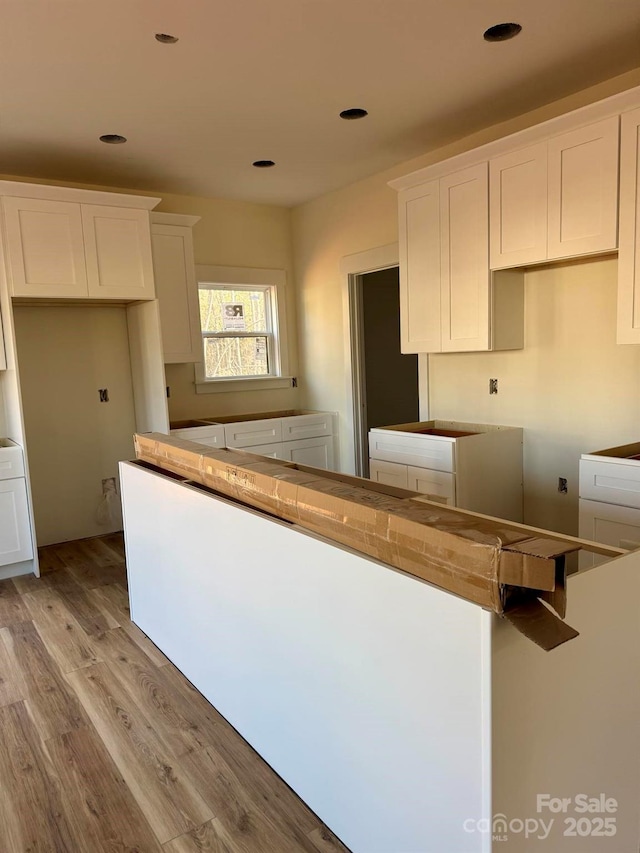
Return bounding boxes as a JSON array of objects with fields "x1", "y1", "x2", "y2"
[{"x1": 1, "y1": 0, "x2": 639, "y2": 207}]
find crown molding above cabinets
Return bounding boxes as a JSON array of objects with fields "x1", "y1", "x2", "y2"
[{"x1": 391, "y1": 84, "x2": 640, "y2": 352}]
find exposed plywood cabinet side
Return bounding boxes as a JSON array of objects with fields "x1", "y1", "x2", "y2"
[
  {"x1": 547, "y1": 116, "x2": 619, "y2": 259},
  {"x1": 398, "y1": 182, "x2": 441, "y2": 353},
  {"x1": 617, "y1": 107, "x2": 640, "y2": 344},
  {"x1": 439, "y1": 163, "x2": 490, "y2": 352}
]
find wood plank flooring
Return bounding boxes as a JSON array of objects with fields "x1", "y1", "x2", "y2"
[{"x1": 0, "y1": 533, "x2": 350, "y2": 853}]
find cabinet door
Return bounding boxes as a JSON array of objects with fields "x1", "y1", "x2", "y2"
[
  {"x1": 2, "y1": 197, "x2": 88, "y2": 298},
  {"x1": 547, "y1": 116, "x2": 619, "y2": 260},
  {"x1": 241, "y1": 442, "x2": 284, "y2": 459},
  {"x1": 617, "y1": 107, "x2": 640, "y2": 344},
  {"x1": 440, "y1": 164, "x2": 490, "y2": 352},
  {"x1": 489, "y1": 143, "x2": 548, "y2": 269},
  {"x1": 579, "y1": 498, "x2": 640, "y2": 569},
  {"x1": 280, "y1": 436, "x2": 334, "y2": 470},
  {"x1": 398, "y1": 182, "x2": 441, "y2": 353},
  {"x1": 407, "y1": 466, "x2": 455, "y2": 505},
  {"x1": 82, "y1": 205, "x2": 155, "y2": 300},
  {"x1": 0, "y1": 479, "x2": 33, "y2": 566},
  {"x1": 369, "y1": 459, "x2": 408, "y2": 489},
  {"x1": 152, "y1": 223, "x2": 202, "y2": 363}
]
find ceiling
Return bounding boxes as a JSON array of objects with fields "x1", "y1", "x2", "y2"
[{"x1": 1, "y1": 0, "x2": 639, "y2": 208}]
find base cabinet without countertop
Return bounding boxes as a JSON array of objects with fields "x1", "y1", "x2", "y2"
[
  {"x1": 0, "y1": 441, "x2": 33, "y2": 569},
  {"x1": 369, "y1": 420, "x2": 523, "y2": 521},
  {"x1": 579, "y1": 443, "x2": 640, "y2": 567},
  {"x1": 170, "y1": 411, "x2": 337, "y2": 470}
]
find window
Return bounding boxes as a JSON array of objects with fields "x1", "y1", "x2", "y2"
[{"x1": 195, "y1": 265, "x2": 291, "y2": 393}]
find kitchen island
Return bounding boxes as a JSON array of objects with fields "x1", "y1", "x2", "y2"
[{"x1": 120, "y1": 457, "x2": 640, "y2": 853}]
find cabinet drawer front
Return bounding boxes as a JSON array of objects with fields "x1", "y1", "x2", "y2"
[
  {"x1": 224, "y1": 419, "x2": 283, "y2": 447},
  {"x1": 579, "y1": 498, "x2": 640, "y2": 568},
  {"x1": 0, "y1": 446, "x2": 25, "y2": 481},
  {"x1": 579, "y1": 458, "x2": 640, "y2": 509},
  {"x1": 0, "y1": 479, "x2": 33, "y2": 566},
  {"x1": 368, "y1": 430, "x2": 454, "y2": 472},
  {"x1": 368, "y1": 459, "x2": 408, "y2": 490},
  {"x1": 170, "y1": 425, "x2": 226, "y2": 448},
  {"x1": 281, "y1": 413, "x2": 333, "y2": 441},
  {"x1": 281, "y1": 436, "x2": 334, "y2": 470},
  {"x1": 407, "y1": 467, "x2": 455, "y2": 504}
]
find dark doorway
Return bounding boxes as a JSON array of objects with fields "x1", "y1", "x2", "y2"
[{"x1": 356, "y1": 267, "x2": 419, "y2": 475}]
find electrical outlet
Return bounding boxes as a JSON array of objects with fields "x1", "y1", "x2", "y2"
[
  {"x1": 489, "y1": 378, "x2": 498, "y2": 395},
  {"x1": 102, "y1": 477, "x2": 116, "y2": 495},
  {"x1": 558, "y1": 477, "x2": 568, "y2": 494}
]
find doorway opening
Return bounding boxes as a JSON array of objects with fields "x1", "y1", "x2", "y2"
[{"x1": 349, "y1": 266, "x2": 419, "y2": 477}]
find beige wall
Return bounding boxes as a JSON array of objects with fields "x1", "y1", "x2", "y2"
[
  {"x1": 13, "y1": 305, "x2": 137, "y2": 546},
  {"x1": 292, "y1": 68, "x2": 640, "y2": 531}
]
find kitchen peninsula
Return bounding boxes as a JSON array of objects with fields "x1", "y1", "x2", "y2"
[{"x1": 121, "y1": 436, "x2": 640, "y2": 853}]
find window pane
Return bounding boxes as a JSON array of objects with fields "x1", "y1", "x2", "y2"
[
  {"x1": 203, "y1": 336, "x2": 269, "y2": 378},
  {"x1": 199, "y1": 288, "x2": 267, "y2": 333}
]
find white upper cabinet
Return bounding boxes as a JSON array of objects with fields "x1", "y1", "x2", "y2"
[
  {"x1": 617, "y1": 107, "x2": 640, "y2": 344},
  {"x1": 2, "y1": 197, "x2": 88, "y2": 298},
  {"x1": 490, "y1": 117, "x2": 619, "y2": 268},
  {"x1": 547, "y1": 116, "x2": 619, "y2": 260},
  {"x1": 489, "y1": 142, "x2": 548, "y2": 269},
  {"x1": 0, "y1": 183, "x2": 160, "y2": 301},
  {"x1": 399, "y1": 181, "x2": 441, "y2": 353},
  {"x1": 440, "y1": 164, "x2": 490, "y2": 352},
  {"x1": 151, "y1": 213, "x2": 202, "y2": 363},
  {"x1": 82, "y1": 205, "x2": 155, "y2": 299},
  {"x1": 398, "y1": 164, "x2": 522, "y2": 354}
]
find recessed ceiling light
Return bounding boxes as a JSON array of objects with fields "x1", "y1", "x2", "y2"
[
  {"x1": 340, "y1": 108, "x2": 368, "y2": 120},
  {"x1": 155, "y1": 33, "x2": 179, "y2": 44},
  {"x1": 483, "y1": 22, "x2": 522, "y2": 42},
  {"x1": 253, "y1": 160, "x2": 275, "y2": 168},
  {"x1": 99, "y1": 134, "x2": 127, "y2": 144}
]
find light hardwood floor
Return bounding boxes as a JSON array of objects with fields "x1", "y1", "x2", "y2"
[{"x1": 0, "y1": 534, "x2": 350, "y2": 853}]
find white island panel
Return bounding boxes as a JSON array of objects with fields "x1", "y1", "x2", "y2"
[{"x1": 120, "y1": 461, "x2": 492, "y2": 853}]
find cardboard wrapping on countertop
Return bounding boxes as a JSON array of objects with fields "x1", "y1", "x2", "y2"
[{"x1": 134, "y1": 433, "x2": 583, "y2": 649}]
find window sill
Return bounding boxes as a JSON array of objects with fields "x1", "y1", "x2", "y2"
[{"x1": 195, "y1": 376, "x2": 295, "y2": 395}]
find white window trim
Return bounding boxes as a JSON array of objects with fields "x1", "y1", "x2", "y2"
[{"x1": 194, "y1": 264, "x2": 292, "y2": 394}]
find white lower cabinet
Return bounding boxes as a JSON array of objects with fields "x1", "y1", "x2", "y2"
[
  {"x1": 369, "y1": 459, "x2": 409, "y2": 490},
  {"x1": 0, "y1": 478, "x2": 33, "y2": 566},
  {"x1": 579, "y1": 499, "x2": 640, "y2": 568},
  {"x1": 579, "y1": 444, "x2": 640, "y2": 567},
  {"x1": 279, "y1": 436, "x2": 334, "y2": 468},
  {"x1": 170, "y1": 411, "x2": 337, "y2": 470},
  {"x1": 369, "y1": 420, "x2": 523, "y2": 521}
]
